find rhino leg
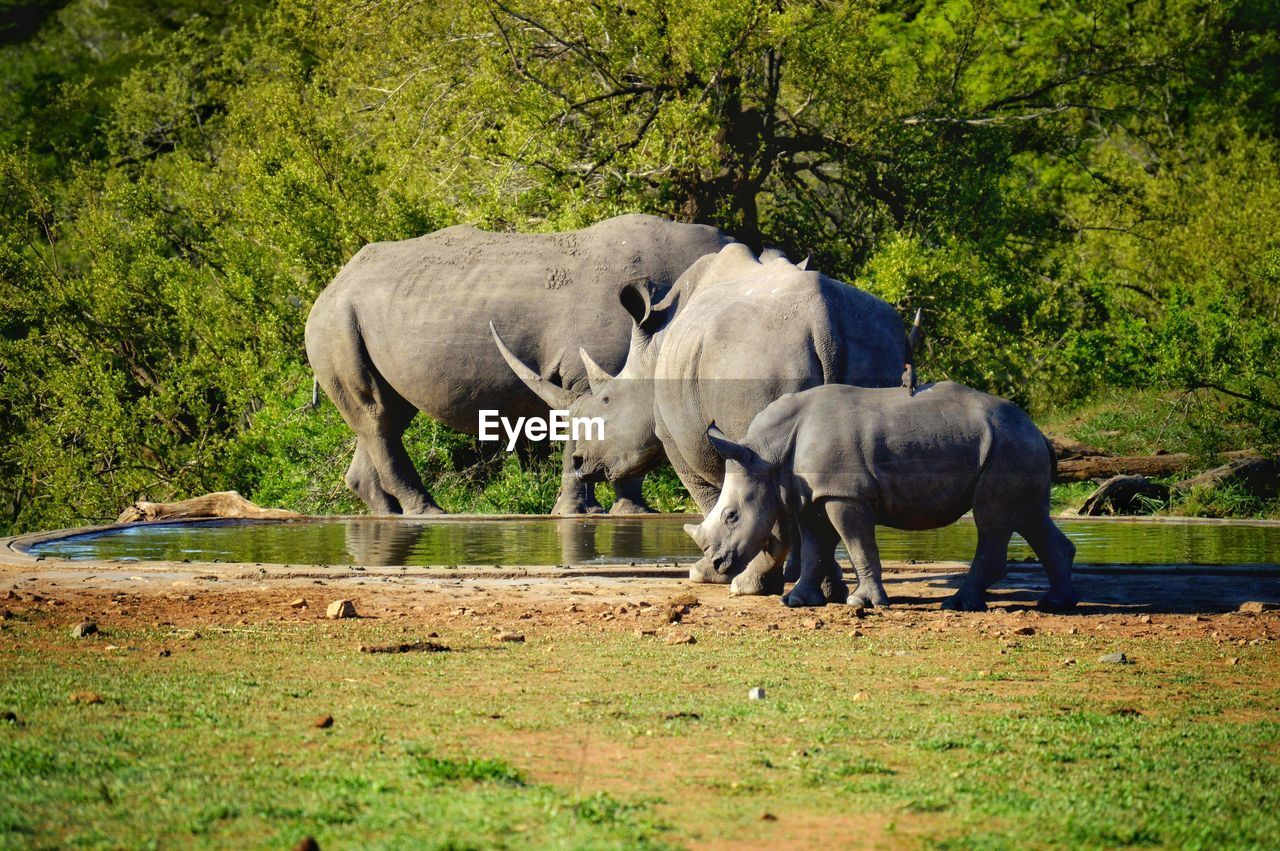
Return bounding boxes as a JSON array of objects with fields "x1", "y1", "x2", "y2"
[
  {"x1": 729, "y1": 554, "x2": 786, "y2": 596},
  {"x1": 608, "y1": 475, "x2": 654, "y2": 515},
  {"x1": 552, "y1": 442, "x2": 603, "y2": 515},
  {"x1": 825, "y1": 499, "x2": 890, "y2": 608},
  {"x1": 670, "y1": 457, "x2": 732, "y2": 584},
  {"x1": 346, "y1": 441, "x2": 400, "y2": 515},
  {"x1": 1019, "y1": 505, "x2": 1080, "y2": 612},
  {"x1": 942, "y1": 527, "x2": 1014, "y2": 612},
  {"x1": 781, "y1": 510, "x2": 835, "y2": 608},
  {"x1": 361, "y1": 427, "x2": 443, "y2": 516}
]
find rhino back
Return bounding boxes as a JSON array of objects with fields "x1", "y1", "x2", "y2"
[
  {"x1": 306, "y1": 215, "x2": 729, "y2": 432},
  {"x1": 652, "y1": 247, "x2": 906, "y2": 487},
  {"x1": 783, "y1": 383, "x2": 1049, "y2": 527}
]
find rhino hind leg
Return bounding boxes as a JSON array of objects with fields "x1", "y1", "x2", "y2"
[
  {"x1": 824, "y1": 499, "x2": 890, "y2": 608},
  {"x1": 346, "y1": 441, "x2": 401, "y2": 515},
  {"x1": 943, "y1": 527, "x2": 1014, "y2": 612},
  {"x1": 1018, "y1": 501, "x2": 1080, "y2": 612}
]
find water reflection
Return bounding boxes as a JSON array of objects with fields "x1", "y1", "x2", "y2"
[{"x1": 27, "y1": 516, "x2": 1280, "y2": 568}]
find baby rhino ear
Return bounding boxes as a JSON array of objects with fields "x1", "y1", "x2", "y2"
[{"x1": 706, "y1": 424, "x2": 756, "y2": 467}]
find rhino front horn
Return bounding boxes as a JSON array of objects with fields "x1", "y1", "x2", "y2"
[
  {"x1": 490, "y1": 321, "x2": 576, "y2": 410},
  {"x1": 683, "y1": 523, "x2": 705, "y2": 548}
]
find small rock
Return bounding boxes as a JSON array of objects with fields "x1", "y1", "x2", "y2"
[
  {"x1": 326, "y1": 600, "x2": 357, "y2": 619},
  {"x1": 851, "y1": 629, "x2": 864, "y2": 637},
  {"x1": 360, "y1": 641, "x2": 448, "y2": 654},
  {"x1": 1138, "y1": 614, "x2": 1152, "y2": 624},
  {"x1": 2, "y1": 590, "x2": 17, "y2": 600},
  {"x1": 1013, "y1": 626, "x2": 1036, "y2": 636},
  {"x1": 852, "y1": 692, "x2": 869, "y2": 701},
  {"x1": 1098, "y1": 652, "x2": 1130, "y2": 665},
  {"x1": 760, "y1": 812, "x2": 777, "y2": 822},
  {"x1": 634, "y1": 628, "x2": 656, "y2": 638},
  {"x1": 1, "y1": 710, "x2": 21, "y2": 725},
  {"x1": 1227, "y1": 657, "x2": 1240, "y2": 666},
  {"x1": 294, "y1": 836, "x2": 320, "y2": 851},
  {"x1": 1068, "y1": 627, "x2": 1079, "y2": 635},
  {"x1": 289, "y1": 598, "x2": 309, "y2": 609},
  {"x1": 665, "y1": 632, "x2": 696, "y2": 645},
  {"x1": 0, "y1": 609, "x2": 12, "y2": 620},
  {"x1": 71, "y1": 621, "x2": 98, "y2": 638},
  {"x1": 801, "y1": 618, "x2": 823, "y2": 630},
  {"x1": 68, "y1": 691, "x2": 103, "y2": 705},
  {"x1": 748, "y1": 687, "x2": 766, "y2": 700},
  {"x1": 157, "y1": 649, "x2": 171, "y2": 658},
  {"x1": 313, "y1": 715, "x2": 334, "y2": 729},
  {"x1": 1063, "y1": 657, "x2": 1077, "y2": 666},
  {"x1": 1238, "y1": 601, "x2": 1271, "y2": 614},
  {"x1": 851, "y1": 606, "x2": 866, "y2": 618},
  {"x1": 493, "y1": 631, "x2": 525, "y2": 643}
]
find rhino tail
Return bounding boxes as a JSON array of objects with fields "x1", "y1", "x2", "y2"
[{"x1": 1044, "y1": 435, "x2": 1058, "y2": 486}]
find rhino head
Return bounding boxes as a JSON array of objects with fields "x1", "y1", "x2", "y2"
[
  {"x1": 491, "y1": 276, "x2": 669, "y2": 483},
  {"x1": 683, "y1": 424, "x2": 784, "y2": 577}
]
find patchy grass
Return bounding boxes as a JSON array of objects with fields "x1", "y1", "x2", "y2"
[{"x1": 1, "y1": 595, "x2": 1277, "y2": 849}]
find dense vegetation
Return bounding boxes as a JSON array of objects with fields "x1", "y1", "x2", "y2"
[{"x1": 2, "y1": 0, "x2": 1278, "y2": 532}]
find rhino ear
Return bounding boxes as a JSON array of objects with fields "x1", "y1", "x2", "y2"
[
  {"x1": 706, "y1": 423, "x2": 757, "y2": 467},
  {"x1": 797, "y1": 255, "x2": 810, "y2": 271},
  {"x1": 579, "y1": 348, "x2": 614, "y2": 396},
  {"x1": 619, "y1": 276, "x2": 665, "y2": 333},
  {"x1": 490, "y1": 322, "x2": 576, "y2": 409}
]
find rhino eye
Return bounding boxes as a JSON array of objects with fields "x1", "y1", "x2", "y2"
[
  {"x1": 601, "y1": 395, "x2": 610, "y2": 405},
  {"x1": 723, "y1": 508, "x2": 739, "y2": 527}
]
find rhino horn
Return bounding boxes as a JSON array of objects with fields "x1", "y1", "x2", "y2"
[
  {"x1": 683, "y1": 523, "x2": 706, "y2": 549},
  {"x1": 490, "y1": 322, "x2": 576, "y2": 410},
  {"x1": 579, "y1": 348, "x2": 615, "y2": 396},
  {"x1": 906, "y1": 308, "x2": 925, "y2": 358}
]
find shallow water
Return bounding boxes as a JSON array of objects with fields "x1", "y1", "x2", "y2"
[{"x1": 27, "y1": 516, "x2": 1280, "y2": 567}]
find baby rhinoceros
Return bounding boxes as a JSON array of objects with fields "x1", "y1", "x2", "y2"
[{"x1": 683, "y1": 382, "x2": 1080, "y2": 612}]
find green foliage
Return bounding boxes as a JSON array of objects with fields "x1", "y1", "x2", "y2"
[{"x1": 1, "y1": 0, "x2": 1278, "y2": 531}]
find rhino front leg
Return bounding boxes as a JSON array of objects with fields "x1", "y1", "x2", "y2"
[
  {"x1": 825, "y1": 499, "x2": 890, "y2": 608},
  {"x1": 780, "y1": 511, "x2": 835, "y2": 608},
  {"x1": 552, "y1": 440, "x2": 603, "y2": 515},
  {"x1": 608, "y1": 474, "x2": 654, "y2": 514}
]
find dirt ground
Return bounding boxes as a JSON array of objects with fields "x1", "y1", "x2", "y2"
[{"x1": 3, "y1": 559, "x2": 1277, "y2": 644}]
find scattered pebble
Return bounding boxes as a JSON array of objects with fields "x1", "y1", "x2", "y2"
[
  {"x1": 326, "y1": 600, "x2": 357, "y2": 619},
  {"x1": 289, "y1": 598, "x2": 309, "y2": 609},
  {"x1": 634, "y1": 628, "x2": 656, "y2": 638},
  {"x1": 313, "y1": 715, "x2": 334, "y2": 729},
  {"x1": 68, "y1": 691, "x2": 103, "y2": 705},
  {"x1": 157, "y1": 649, "x2": 171, "y2": 658},
  {"x1": 1138, "y1": 614, "x2": 1152, "y2": 624},
  {"x1": 1238, "y1": 601, "x2": 1271, "y2": 614},
  {"x1": 665, "y1": 632, "x2": 696, "y2": 645},
  {"x1": 1227, "y1": 657, "x2": 1240, "y2": 666},
  {"x1": 760, "y1": 812, "x2": 777, "y2": 822},
  {"x1": 852, "y1": 692, "x2": 869, "y2": 701},
  {"x1": 748, "y1": 687, "x2": 766, "y2": 700},
  {"x1": 1063, "y1": 657, "x2": 1077, "y2": 666},
  {"x1": 801, "y1": 618, "x2": 823, "y2": 630},
  {"x1": 493, "y1": 631, "x2": 525, "y2": 643},
  {"x1": 71, "y1": 621, "x2": 98, "y2": 638},
  {"x1": 1098, "y1": 652, "x2": 1130, "y2": 665},
  {"x1": 1013, "y1": 626, "x2": 1036, "y2": 636}
]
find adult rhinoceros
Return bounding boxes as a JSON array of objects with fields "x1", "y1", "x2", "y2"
[
  {"x1": 305, "y1": 214, "x2": 734, "y2": 516},
  {"x1": 493, "y1": 243, "x2": 918, "y2": 594}
]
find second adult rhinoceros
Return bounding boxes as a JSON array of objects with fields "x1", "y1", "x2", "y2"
[
  {"x1": 494, "y1": 243, "x2": 917, "y2": 593},
  {"x1": 305, "y1": 214, "x2": 734, "y2": 516}
]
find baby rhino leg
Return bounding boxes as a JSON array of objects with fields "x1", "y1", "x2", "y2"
[
  {"x1": 780, "y1": 507, "x2": 837, "y2": 608},
  {"x1": 825, "y1": 499, "x2": 890, "y2": 608}
]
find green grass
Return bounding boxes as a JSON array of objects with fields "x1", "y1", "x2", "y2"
[{"x1": 2, "y1": 610, "x2": 1277, "y2": 848}]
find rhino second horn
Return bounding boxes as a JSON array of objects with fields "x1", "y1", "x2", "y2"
[
  {"x1": 489, "y1": 321, "x2": 576, "y2": 410},
  {"x1": 579, "y1": 348, "x2": 615, "y2": 396}
]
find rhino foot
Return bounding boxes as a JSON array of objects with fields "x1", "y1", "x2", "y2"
[
  {"x1": 782, "y1": 582, "x2": 828, "y2": 608},
  {"x1": 940, "y1": 588, "x2": 988, "y2": 612},
  {"x1": 689, "y1": 558, "x2": 731, "y2": 585},
  {"x1": 823, "y1": 580, "x2": 850, "y2": 605},
  {"x1": 552, "y1": 498, "x2": 605, "y2": 516},
  {"x1": 847, "y1": 587, "x2": 890, "y2": 609},
  {"x1": 609, "y1": 497, "x2": 654, "y2": 515},
  {"x1": 1036, "y1": 589, "x2": 1081, "y2": 613},
  {"x1": 401, "y1": 502, "x2": 445, "y2": 517},
  {"x1": 730, "y1": 566, "x2": 785, "y2": 597}
]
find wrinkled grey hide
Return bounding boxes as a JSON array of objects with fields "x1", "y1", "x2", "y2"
[
  {"x1": 685, "y1": 382, "x2": 1080, "y2": 612},
  {"x1": 306, "y1": 214, "x2": 733, "y2": 515},
  {"x1": 498, "y1": 243, "x2": 910, "y2": 593}
]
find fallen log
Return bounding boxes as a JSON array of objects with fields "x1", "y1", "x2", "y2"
[
  {"x1": 117, "y1": 491, "x2": 300, "y2": 523},
  {"x1": 1077, "y1": 476, "x2": 1170, "y2": 516},
  {"x1": 1054, "y1": 453, "x2": 1193, "y2": 483}
]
